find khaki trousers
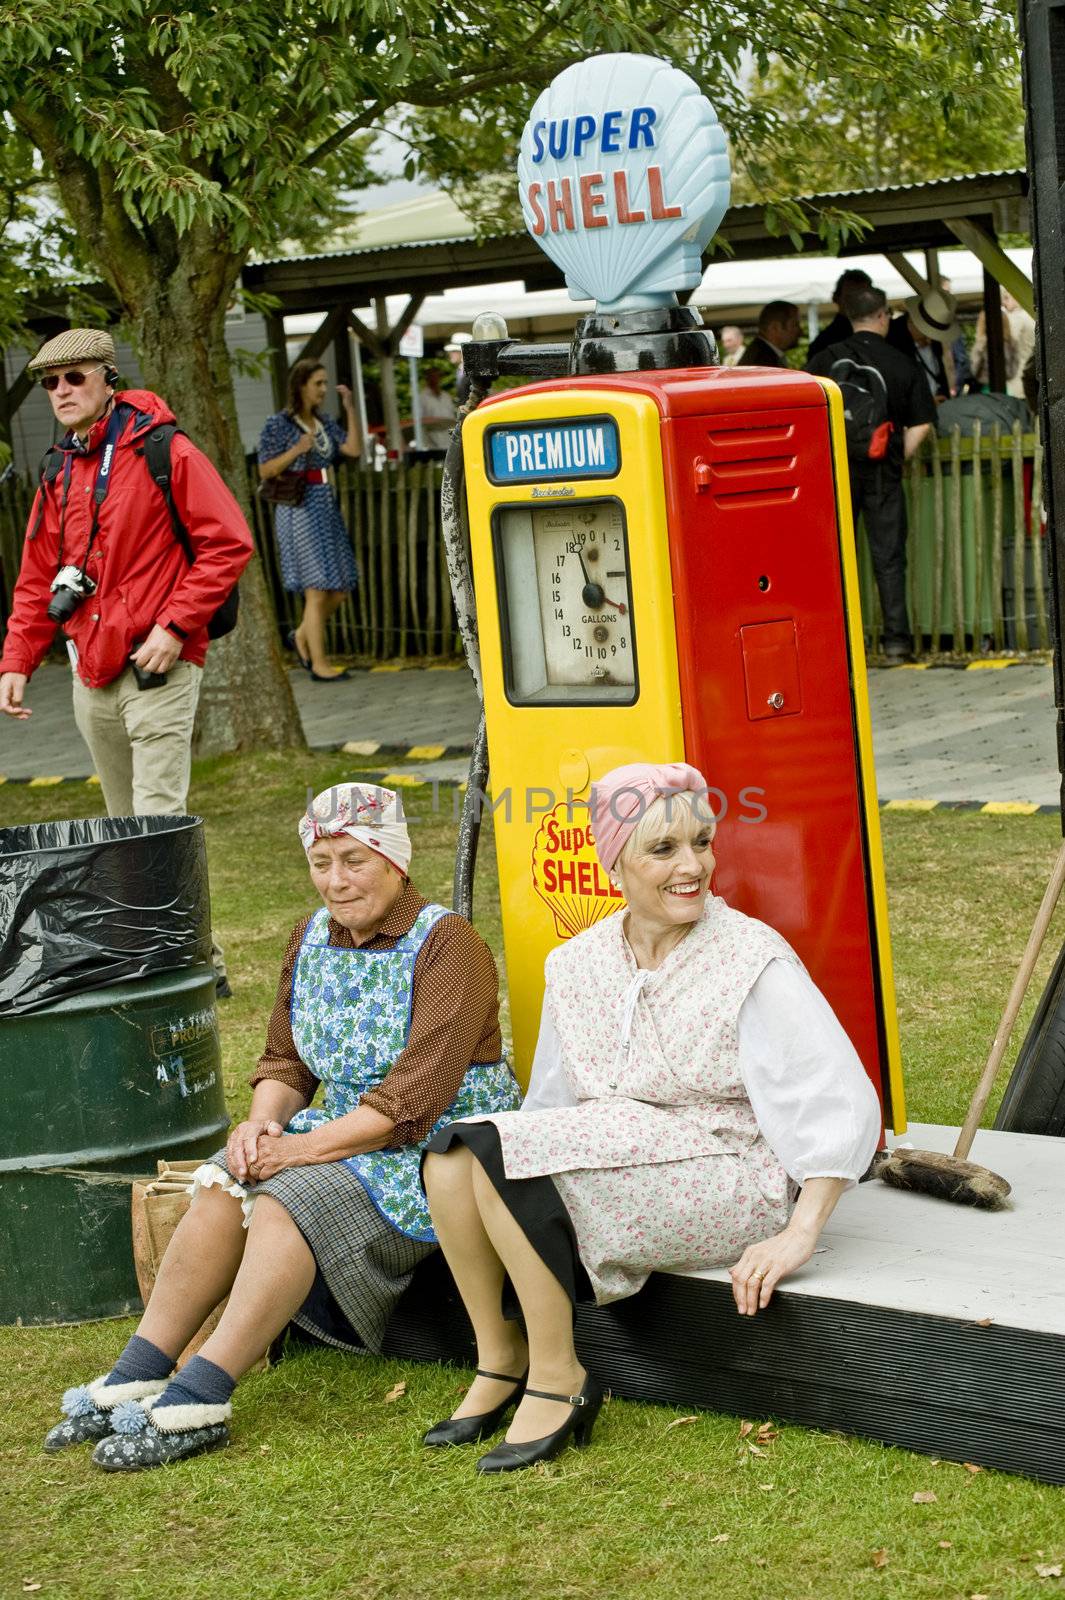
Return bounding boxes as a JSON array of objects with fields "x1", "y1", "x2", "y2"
[{"x1": 72, "y1": 662, "x2": 226, "y2": 978}]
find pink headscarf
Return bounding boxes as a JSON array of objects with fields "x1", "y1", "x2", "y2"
[{"x1": 590, "y1": 762, "x2": 709, "y2": 872}]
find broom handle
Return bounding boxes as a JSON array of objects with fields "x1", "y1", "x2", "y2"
[{"x1": 955, "y1": 838, "x2": 1065, "y2": 1160}]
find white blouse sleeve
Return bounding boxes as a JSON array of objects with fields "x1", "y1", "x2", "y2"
[
  {"x1": 521, "y1": 999, "x2": 577, "y2": 1112},
  {"x1": 737, "y1": 958, "x2": 881, "y2": 1187}
]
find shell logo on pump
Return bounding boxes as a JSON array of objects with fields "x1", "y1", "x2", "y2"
[{"x1": 531, "y1": 802, "x2": 624, "y2": 939}]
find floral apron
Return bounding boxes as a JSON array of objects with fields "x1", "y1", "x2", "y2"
[{"x1": 287, "y1": 903, "x2": 520, "y2": 1241}]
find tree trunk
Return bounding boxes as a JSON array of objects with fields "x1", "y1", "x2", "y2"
[{"x1": 127, "y1": 235, "x2": 304, "y2": 755}]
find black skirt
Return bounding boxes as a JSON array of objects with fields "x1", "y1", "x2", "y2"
[{"x1": 425, "y1": 1121, "x2": 593, "y2": 1307}]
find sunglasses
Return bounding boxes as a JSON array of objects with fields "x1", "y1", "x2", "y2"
[{"x1": 39, "y1": 365, "x2": 107, "y2": 391}]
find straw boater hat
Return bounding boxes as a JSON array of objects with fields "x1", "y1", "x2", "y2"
[
  {"x1": 904, "y1": 288, "x2": 961, "y2": 345},
  {"x1": 27, "y1": 328, "x2": 117, "y2": 374}
]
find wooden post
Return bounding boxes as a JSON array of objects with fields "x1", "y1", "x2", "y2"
[
  {"x1": 263, "y1": 311, "x2": 288, "y2": 410},
  {"x1": 972, "y1": 421, "x2": 985, "y2": 651},
  {"x1": 983, "y1": 269, "x2": 1007, "y2": 394},
  {"x1": 991, "y1": 425, "x2": 1005, "y2": 649},
  {"x1": 375, "y1": 297, "x2": 404, "y2": 457}
]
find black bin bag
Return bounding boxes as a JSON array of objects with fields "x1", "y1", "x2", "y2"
[{"x1": 0, "y1": 815, "x2": 212, "y2": 1015}]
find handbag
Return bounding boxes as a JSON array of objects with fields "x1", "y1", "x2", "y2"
[
  {"x1": 258, "y1": 470, "x2": 307, "y2": 506},
  {"x1": 130, "y1": 1159, "x2": 267, "y2": 1371}
]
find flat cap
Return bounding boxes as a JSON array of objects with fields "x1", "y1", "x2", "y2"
[{"x1": 28, "y1": 327, "x2": 117, "y2": 373}]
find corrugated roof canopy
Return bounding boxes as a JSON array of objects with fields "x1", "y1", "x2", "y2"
[{"x1": 244, "y1": 170, "x2": 1029, "y2": 313}]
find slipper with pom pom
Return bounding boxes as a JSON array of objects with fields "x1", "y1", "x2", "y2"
[
  {"x1": 43, "y1": 1377, "x2": 168, "y2": 1454},
  {"x1": 91, "y1": 1397, "x2": 231, "y2": 1472}
]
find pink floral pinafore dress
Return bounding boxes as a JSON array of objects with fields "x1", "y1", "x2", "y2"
[{"x1": 483, "y1": 895, "x2": 800, "y2": 1303}]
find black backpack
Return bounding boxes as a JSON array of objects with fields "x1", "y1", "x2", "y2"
[
  {"x1": 33, "y1": 417, "x2": 240, "y2": 640},
  {"x1": 828, "y1": 346, "x2": 895, "y2": 463}
]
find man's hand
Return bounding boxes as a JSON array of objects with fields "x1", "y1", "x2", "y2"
[
  {"x1": 225, "y1": 1118, "x2": 284, "y2": 1182},
  {"x1": 0, "y1": 673, "x2": 30, "y2": 719},
  {"x1": 728, "y1": 1226, "x2": 817, "y2": 1317},
  {"x1": 130, "y1": 624, "x2": 184, "y2": 676}
]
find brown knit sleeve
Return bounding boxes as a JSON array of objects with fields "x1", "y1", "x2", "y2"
[
  {"x1": 249, "y1": 914, "x2": 320, "y2": 1102},
  {"x1": 359, "y1": 913, "x2": 502, "y2": 1146}
]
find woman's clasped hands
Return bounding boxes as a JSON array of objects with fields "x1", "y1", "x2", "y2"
[{"x1": 225, "y1": 1119, "x2": 309, "y2": 1183}]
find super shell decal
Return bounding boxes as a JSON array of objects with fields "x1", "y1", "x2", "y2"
[
  {"x1": 531, "y1": 803, "x2": 625, "y2": 941},
  {"x1": 517, "y1": 53, "x2": 731, "y2": 312}
]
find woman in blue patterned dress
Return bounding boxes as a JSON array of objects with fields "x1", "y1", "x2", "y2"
[{"x1": 258, "y1": 359, "x2": 362, "y2": 681}]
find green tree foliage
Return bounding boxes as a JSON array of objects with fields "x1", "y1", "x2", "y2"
[
  {"x1": 0, "y1": 0, "x2": 1022, "y2": 747},
  {"x1": 734, "y1": 47, "x2": 1025, "y2": 202}
]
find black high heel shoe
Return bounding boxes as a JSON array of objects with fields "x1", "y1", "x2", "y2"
[
  {"x1": 475, "y1": 1373, "x2": 604, "y2": 1474},
  {"x1": 422, "y1": 1368, "x2": 528, "y2": 1448}
]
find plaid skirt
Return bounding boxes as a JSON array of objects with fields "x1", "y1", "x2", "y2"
[{"x1": 195, "y1": 1152, "x2": 434, "y2": 1353}]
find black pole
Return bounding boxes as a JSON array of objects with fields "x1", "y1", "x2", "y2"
[{"x1": 1019, "y1": 0, "x2": 1065, "y2": 828}]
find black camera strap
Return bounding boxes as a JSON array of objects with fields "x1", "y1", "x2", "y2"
[{"x1": 55, "y1": 402, "x2": 130, "y2": 573}]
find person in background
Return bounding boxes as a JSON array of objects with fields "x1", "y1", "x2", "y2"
[
  {"x1": 1001, "y1": 291, "x2": 1036, "y2": 401},
  {"x1": 887, "y1": 287, "x2": 960, "y2": 403},
  {"x1": 737, "y1": 302, "x2": 801, "y2": 369},
  {"x1": 418, "y1": 365, "x2": 459, "y2": 457},
  {"x1": 0, "y1": 327, "x2": 252, "y2": 997},
  {"x1": 258, "y1": 360, "x2": 361, "y2": 683},
  {"x1": 718, "y1": 325, "x2": 746, "y2": 366},
  {"x1": 937, "y1": 277, "x2": 971, "y2": 394},
  {"x1": 807, "y1": 285, "x2": 935, "y2": 664},
  {"x1": 969, "y1": 310, "x2": 1019, "y2": 394},
  {"x1": 806, "y1": 268, "x2": 873, "y2": 363},
  {"x1": 445, "y1": 335, "x2": 471, "y2": 405}
]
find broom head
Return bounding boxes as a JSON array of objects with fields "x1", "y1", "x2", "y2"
[{"x1": 875, "y1": 1147, "x2": 1012, "y2": 1210}]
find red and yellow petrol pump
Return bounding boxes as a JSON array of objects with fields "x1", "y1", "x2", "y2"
[{"x1": 450, "y1": 54, "x2": 905, "y2": 1133}]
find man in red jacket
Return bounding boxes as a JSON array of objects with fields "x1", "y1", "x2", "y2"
[{"x1": 0, "y1": 327, "x2": 254, "y2": 989}]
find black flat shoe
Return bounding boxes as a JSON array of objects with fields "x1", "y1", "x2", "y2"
[
  {"x1": 476, "y1": 1374, "x2": 604, "y2": 1474},
  {"x1": 309, "y1": 667, "x2": 352, "y2": 682},
  {"x1": 286, "y1": 630, "x2": 312, "y2": 672},
  {"x1": 423, "y1": 1368, "x2": 528, "y2": 1448}
]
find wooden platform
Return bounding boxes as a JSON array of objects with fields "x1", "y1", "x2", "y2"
[{"x1": 383, "y1": 1124, "x2": 1065, "y2": 1484}]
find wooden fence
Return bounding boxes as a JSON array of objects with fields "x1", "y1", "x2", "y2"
[
  {"x1": 249, "y1": 463, "x2": 461, "y2": 661},
  {"x1": 859, "y1": 424, "x2": 1048, "y2": 658},
  {"x1": 0, "y1": 434, "x2": 1050, "y2": 664}
]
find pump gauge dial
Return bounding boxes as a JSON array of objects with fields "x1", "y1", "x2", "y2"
[{"x1": 495, "y1": 499, "x2": 637, "y2": 705}]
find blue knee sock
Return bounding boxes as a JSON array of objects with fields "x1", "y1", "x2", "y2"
[
  {"x1": 153, "y1": 1355, "x2": 236, "y2": 1412},
  {"x1": 102, "y1": 1334, "x2": 174, "y2": 1387}
]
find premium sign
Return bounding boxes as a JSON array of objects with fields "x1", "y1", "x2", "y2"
[
  {"x1": 487, "y1": 418, "x2": 620, "y2": 483},
  {"x1": 517, "y1": 54, "x2": 731, "y2": 311}
]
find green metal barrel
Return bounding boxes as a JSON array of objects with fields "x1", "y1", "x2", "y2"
[
  {"x1": 0, "y1": 963, "x2": 228, "y2": 1324},
  {"x1": 0, "y1": 814, "x2": 229, "y2": 1325}
]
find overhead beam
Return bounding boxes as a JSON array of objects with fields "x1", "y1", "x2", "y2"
[
  {"x1": 884, "y1": 252, "x2": 929, "y2": 296},
  {"x1": 293, "y1": 303, "x2": 351, "y2": 365},
  {"x1": 945, "y1": 217, "x2": 1035, "y2": 315}
]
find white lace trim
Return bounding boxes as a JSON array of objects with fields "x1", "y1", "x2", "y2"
[{"x1": 190, "y1": 1162, "x2": 257, "y2": 1229}]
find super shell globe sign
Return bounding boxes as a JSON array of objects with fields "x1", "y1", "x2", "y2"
[{"x1": 517, "y1": 54, "x2": 731, "y2": 313}]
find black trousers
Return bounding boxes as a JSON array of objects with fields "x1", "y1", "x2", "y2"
[{"x1": 849, "y1": 461, "x2": 910, "y2": 649}]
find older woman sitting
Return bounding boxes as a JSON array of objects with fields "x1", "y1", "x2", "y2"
[
  {"x1": 46, "y1": 782, "x2": 520, "y2": 1470},
  {"x1": 423, "y1": 761, "x2": 880, "y2": 1474}
]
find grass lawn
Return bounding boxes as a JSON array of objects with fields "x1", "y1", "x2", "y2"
[{"x1": 2, "y1": 755, "x2": 1064, "y2": 1600}]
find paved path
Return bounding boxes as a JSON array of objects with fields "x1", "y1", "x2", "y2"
[{"x1": 1, "y1": 659, "x2": 1059, "y2": 809}]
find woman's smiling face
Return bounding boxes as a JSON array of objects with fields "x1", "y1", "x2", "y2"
[{"x1": 615, "y1": 794, "x2": 716, "y2": 934}]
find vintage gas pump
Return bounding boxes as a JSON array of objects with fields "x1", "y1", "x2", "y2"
[{"x1": 448, "y1": 54, "x2": 905, "y2": 1131}]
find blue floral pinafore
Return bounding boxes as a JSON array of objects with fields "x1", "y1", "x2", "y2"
[{"x1": 286, "y1": 904, "x2": 520, "y2": 1241}]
